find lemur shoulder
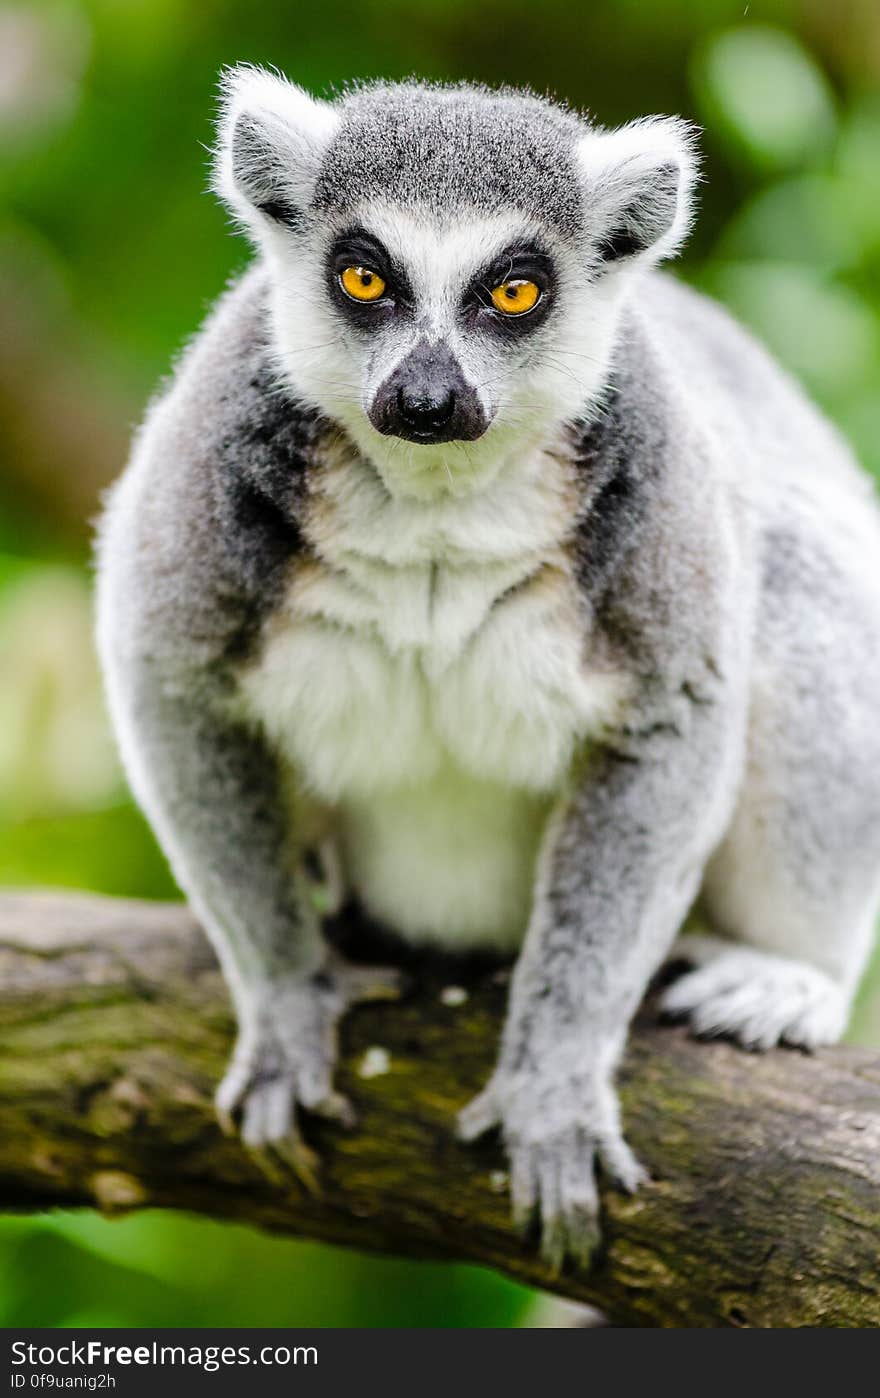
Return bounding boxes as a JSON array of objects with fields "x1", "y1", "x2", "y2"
[{"x1": 96, "y1": 69, "x2": 880, "y2": 1268}]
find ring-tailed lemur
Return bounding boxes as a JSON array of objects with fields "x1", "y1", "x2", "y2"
[{"x1": 96, "y1": 68, "x2": 880, "y2": 1270}]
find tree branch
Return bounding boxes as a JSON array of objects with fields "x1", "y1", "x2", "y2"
[{"x1": 0, "y1": 891, "x2": 878, "y2": 1326}]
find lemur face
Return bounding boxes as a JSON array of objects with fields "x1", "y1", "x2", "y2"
[
  {"x1": 325, "y1": 218, "x2": 556, "y2": 447},
  {"x1": 215, "y1": 71, "x2": 697, "y2": 497}
]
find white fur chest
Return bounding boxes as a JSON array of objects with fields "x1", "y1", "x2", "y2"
[{"x1": 238, "y1": 440, "x2": 629, "y2": 947}]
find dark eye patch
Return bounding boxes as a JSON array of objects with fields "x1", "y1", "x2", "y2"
[
  {"x1": 464, "y1": 242, "x2": 555, "y2": 337},
  {"x1": 327, "y1": 226, "x2": 414, "y2": 323}
]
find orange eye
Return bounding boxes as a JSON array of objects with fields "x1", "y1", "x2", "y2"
[
  {"x1": 340, "y1": 265, "x2": 387, "y2": 302},
  {"x1": 490, "y1": 278, "x2": 541, "y2": 315}
]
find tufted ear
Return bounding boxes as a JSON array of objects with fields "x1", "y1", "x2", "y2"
[
  {"x1": 212, "y1": 65, "x2": 340, "y2": 237},
  {"x1": 577, "y1": 116, "x2": 700, "y2": 268}
]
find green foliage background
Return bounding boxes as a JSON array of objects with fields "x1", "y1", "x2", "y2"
[{"x1": 0, "y1": 0, "x2": 878, "y2": 1327}]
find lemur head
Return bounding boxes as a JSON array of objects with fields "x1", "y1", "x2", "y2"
[{"x1": 214, "y1": 68, "x2": 698, "y2": 498}]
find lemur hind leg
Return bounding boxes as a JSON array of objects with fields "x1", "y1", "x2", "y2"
[
  {"x1": 661, "y1": 573, "x2": 880, "y2": 1050},
  {"x1": 660, "y1": 934, "x2": 864, "y2": 1049}
]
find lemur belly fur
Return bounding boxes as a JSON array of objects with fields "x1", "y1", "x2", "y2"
[{"x1": 238, "y1": 430, "x2": 632, "y2": 948}]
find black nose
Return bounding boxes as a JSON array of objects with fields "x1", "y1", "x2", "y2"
[
  {"x1": 397, "y1": 386, "x2": 456, "y2": 437},
  {"x1": 368, "y1": 338, "x2": 489, "y2": 444}
]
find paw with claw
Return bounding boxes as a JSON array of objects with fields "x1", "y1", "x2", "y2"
[
  {"x1": 660, "y1": 937, "x2": 848, "y2": 1050},
  {"x1": 458, "y1": 1066, "x2": 646, "y2": 1272},
  {"x1": 216, "y1": 955, "x2": 403, "y2": 1189}
]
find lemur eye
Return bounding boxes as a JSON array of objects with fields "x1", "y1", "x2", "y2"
[
  {"x1": 490, "y1": 279, "x2": 541, "y2": 316},
  {"x1": 340, "y1": 266, "x2": 387, "y2": 303}
]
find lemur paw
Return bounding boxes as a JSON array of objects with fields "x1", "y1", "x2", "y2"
[
  {"x1": 660, "y1": 939, "x2": 848, "y2": 1050},
  {"x1": 216, "y1": 957, "x2": 404, "y2": 1188},
  {"x1": 458, "y1": 1071, "x2": 646, "y2": 1273},
  {"x1": 216, "y1": 1058, "x2": 325, "y2": 1191}
]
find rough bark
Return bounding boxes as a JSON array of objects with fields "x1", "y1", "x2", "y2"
[{"x1": 0, "y1": 890, "x2": 878, "y2": 1327}]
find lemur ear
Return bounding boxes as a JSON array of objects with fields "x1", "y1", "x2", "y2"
[
  {"x1": 213, "y1": 65, "x2": 340, "y2": 235},
  {"x1": 576, "y1": 117, "x2": 700, "y2": 267}
]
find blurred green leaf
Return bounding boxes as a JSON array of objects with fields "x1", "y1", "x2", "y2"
[
  {"x1": 700, "y1": 260, "x2": 880, "y2": 403},
  {"x1": 0, "y1": 804, "x2": 179, "y2": 897},
  {"x1": 716, "y1": 175, "x2": 867, "y2": 273},
  {"x1": 0, "y1": 565, "x2": 120, "y2": 821},
  {"x1": 0, "y1": 1213, "x2": 534, "y2": 1327},
  {"x1": 692, "y1": 25, "x2": 836, "y2": 171},
  {"x1": 835, "y1": 94, "x2": 880, "y2": 256},
  {"x1": 835, "y1": 391, "x2": 880, "y2": 485}
]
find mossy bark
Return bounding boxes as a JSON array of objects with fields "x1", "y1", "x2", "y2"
[{"x1": 0, "y1": 891, "x2": 878, "y2": 1326}]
